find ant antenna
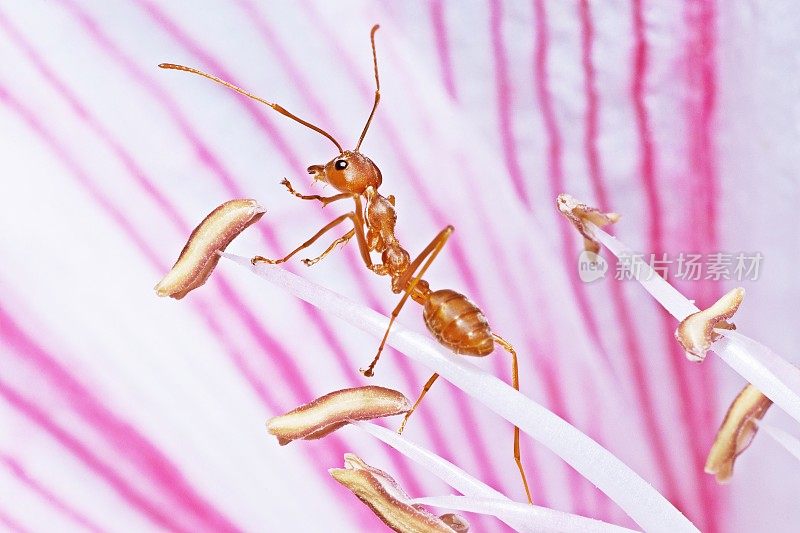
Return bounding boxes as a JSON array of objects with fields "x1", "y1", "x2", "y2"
[
  {"x1": 355, "y1": 25, "x2": 380, "y2": 152},
  {"x1": 159, "y1": 63, "x2": 343, "y2": 153}
]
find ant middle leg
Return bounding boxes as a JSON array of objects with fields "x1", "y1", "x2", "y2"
[
  {"x1": 360, "y1": 225, "x2": 454, "y2": 377},
  {"x1": 252, "y1": 213, "x2": 352, "y2": 265},
  {"x1": 252, "y1": 212, "x2": 372, "y2": 268},
  {"x1": 301, "y1": 229, "x2": 355, "y2": 266}
]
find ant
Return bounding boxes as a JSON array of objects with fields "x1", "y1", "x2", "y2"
[{"x1": 160, "y1": 25, "x2": 532, "y2": 503}]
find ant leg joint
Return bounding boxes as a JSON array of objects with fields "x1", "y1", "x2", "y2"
[
  {"x1": 251, "y1": 255, "x2": 282, "y2": 265},
  {"x1": 397, "y1": 419, "x2": 408, "y2": 435},
  {"x1": 301, "y1": 231, "x2": 355, "y2": 267}
]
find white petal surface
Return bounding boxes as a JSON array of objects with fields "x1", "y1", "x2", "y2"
[{"x1": 0, "y1": 1, "x2": 798, "y2": 532}]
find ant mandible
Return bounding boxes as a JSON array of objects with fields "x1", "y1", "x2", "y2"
[{"x1": 160, "y1": 25, "x2": 532, "y2": 503}]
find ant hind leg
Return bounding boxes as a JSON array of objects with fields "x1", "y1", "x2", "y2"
[
  {"x1": 359, "y1": 225, "x2": 454, "y2": 377},
  {"x1": 494, "y1": 334, "x2": 533, "y2": 504},
  {"x1": 397, "y1": 373, "x2": 439, "y2": 434}
]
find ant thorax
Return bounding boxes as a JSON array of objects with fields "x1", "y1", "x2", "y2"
[
  {"x1": 364, "y1": 186, "x2": 395, "y2": 252},
  {"x1": 364, "y1": 186, "x2": 411, "y2": 288}
]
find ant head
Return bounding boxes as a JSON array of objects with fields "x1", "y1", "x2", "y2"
[
  {"x1": 159, "y1": 25, "x2": 382, "y2": 195},
  {"x1": 307, "y1": 151, "x2": 382, "y2": 194},
  {"x1": 306, "y1": 24, "x2": 383, "y2": 196}
]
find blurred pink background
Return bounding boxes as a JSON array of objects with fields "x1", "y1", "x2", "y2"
[{"x1": 1, "y1": 1, "x2": 799, "y2": 531}]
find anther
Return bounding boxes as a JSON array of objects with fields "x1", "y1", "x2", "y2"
[
  {"x1": 330, "y1": 453, "x2": 468, "y2": 532},
  {"x1": 556, "y1": 193, "x2": 620, "y2": 253},
  {"x1": 266, "y1": 386, "x2": 410, "y2": 445},
  {"x1": 705, "y1": 383, "x2": 773, "y2": 483},
  {"x1": 675, "y1": 287, "x2": 745, "y2": 362},
  {"x1": 155, "y1": 199, "x2": 265, "y2": 299}
]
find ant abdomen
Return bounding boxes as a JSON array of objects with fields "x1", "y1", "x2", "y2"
[{"x1": 422, "y1": 289, "x2": 494, "y2": 356}]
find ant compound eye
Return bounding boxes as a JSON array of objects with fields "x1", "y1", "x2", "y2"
[{"x1": 335, "y1": 159, "x2": 348, "y2": 171}]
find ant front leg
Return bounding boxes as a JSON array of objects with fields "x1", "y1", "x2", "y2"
[{"x1": 281, "y1": 179, "x2": 353, "y2": 207}]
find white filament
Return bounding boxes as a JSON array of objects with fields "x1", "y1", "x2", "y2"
[
  {"x1": 760, "y1": 422, "x2": 800, "y2": 462},
  {"x1": 221, "y1": 252, "x2": 698, "y2": 533},
  {"x1": 409, "y1": 495, "x2": 639, "y2": 533}
]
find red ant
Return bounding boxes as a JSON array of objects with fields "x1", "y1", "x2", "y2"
[{"x1": 160, "y1": 25, "x2": 532, "y2": 503}]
